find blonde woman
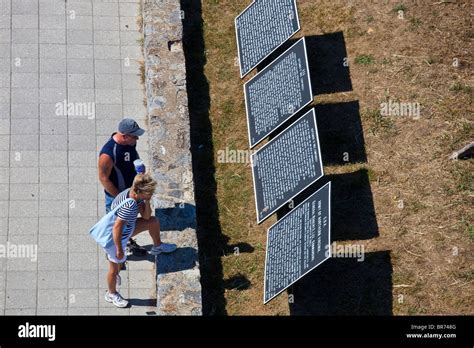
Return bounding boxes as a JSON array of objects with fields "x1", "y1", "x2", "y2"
[{"x1": 104, "y1": 173, "x2": 177, "y2": 308}]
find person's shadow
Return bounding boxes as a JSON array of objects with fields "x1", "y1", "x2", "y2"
[{"x1": 128, "y1": 297, "x2": 155, "y2": 307}]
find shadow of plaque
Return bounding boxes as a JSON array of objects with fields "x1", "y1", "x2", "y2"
[
  {"x1": 306, "y1": 32, "x2": 352, "y2": 95},
  {"x1": 258, "y1": 31, "x2": 352, "y2": 96},
  {"x1": 328, "y1": 170, "x2": 378, "y2": 241},
  {"x1": 278, "y1": 170, "x2": 378, "y2": 241},
  {"x1": 289, "y1": 251, "x2": 392, "y2": 315},
  {"x1": 315, "y1": 101, "x2": 367, "y2": 165}
]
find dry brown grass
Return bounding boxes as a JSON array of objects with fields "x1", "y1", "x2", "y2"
[
  {"x1": 136, "y1": 0, "x2": 144, "y2": 33},
  {"x1": 199, "y1": 0, "x2": 473, "y2": 315},
  {"x1": 138, "y1": 58, "x2": 145, "y2": 85}
]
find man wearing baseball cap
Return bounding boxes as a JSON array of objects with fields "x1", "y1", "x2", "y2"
[{"x1": 98, "y1": 118, "x2": 148, "y2": 257}]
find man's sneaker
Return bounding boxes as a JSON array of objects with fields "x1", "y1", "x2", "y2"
[
  {"x1": 104, "y1": 290, "x2": 128, "y2": 308},
  {"x1": 150, "y1": 243, "x2": 177, "y2": 255},
  {"x1": 127, "y1": 238, "x2": 147, "y2": 257}
]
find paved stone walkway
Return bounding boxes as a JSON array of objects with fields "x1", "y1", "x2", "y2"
[{"x1": 0, "y1": 0, "x2": 158, "y2": 315}]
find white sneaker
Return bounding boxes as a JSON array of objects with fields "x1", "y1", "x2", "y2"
[
  {"x1": 125, "y1": 245, "x2": 133, "y2": 257},
  {"x1": 104, "y1": 290, "x2": 128, "y2": 308},
  {"x1": 150, "y1": 243, "x2": 177, "y2": 255}
]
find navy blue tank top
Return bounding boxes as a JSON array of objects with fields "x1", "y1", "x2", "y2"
[{"x1": 99, "y1": 133, "x2": 140, "y2": 196}]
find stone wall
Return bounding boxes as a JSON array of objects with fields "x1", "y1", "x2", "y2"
[{"x1": 142, "y1": 0, "x2": 202, "y2": 315}]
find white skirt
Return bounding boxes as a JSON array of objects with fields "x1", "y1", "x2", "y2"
[{"x1": 103, "y1": 240, "x2": 128, "y2": 264}]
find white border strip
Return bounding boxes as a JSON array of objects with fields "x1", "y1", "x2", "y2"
[
  {"x1": 263, "y1": 181, "x2": 332, "y2": 304},
  {"x1": 235, "y1": 0, "x2": 301, "y2": 78},
  {"x1": 244, "y1": 37, "x2": 313, "y2": 149},
  {"x1": 251, "y1": 108, "x2": 324, "y2": 224}
]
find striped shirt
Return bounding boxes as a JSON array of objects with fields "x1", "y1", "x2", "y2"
[{"x1": 111, "y1": 188, "x2": 145, "y2": 242}]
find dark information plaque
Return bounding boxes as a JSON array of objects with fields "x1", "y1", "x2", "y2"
[
  {"x1": 235, "y1": 0, "x2": 300, "y2": 77},
  {"x1": 251, "y1": 108, "x2": 324, "y2": 224},
  {"x1": 264, "y1": 181, "x2": 331, "y2": 304},
  {"x1": 244, "y1": 37, "x2": 312, "y2": 148}
]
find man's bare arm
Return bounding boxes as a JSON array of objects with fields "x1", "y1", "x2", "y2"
[{"x1": 98, "y1": 153, "x2": 120, "y2": 197}]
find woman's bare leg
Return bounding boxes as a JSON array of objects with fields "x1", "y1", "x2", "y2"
[
  {"x1": 131, "y1": 217, "x2": 162, "y2": 246},
  {"x1": 107, "y1": 261, "x2": 121, "y2": 293}
]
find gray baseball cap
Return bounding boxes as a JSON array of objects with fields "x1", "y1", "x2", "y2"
[{"x1": 118, "y1": 118, "x2": 145, "y2": 137}]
